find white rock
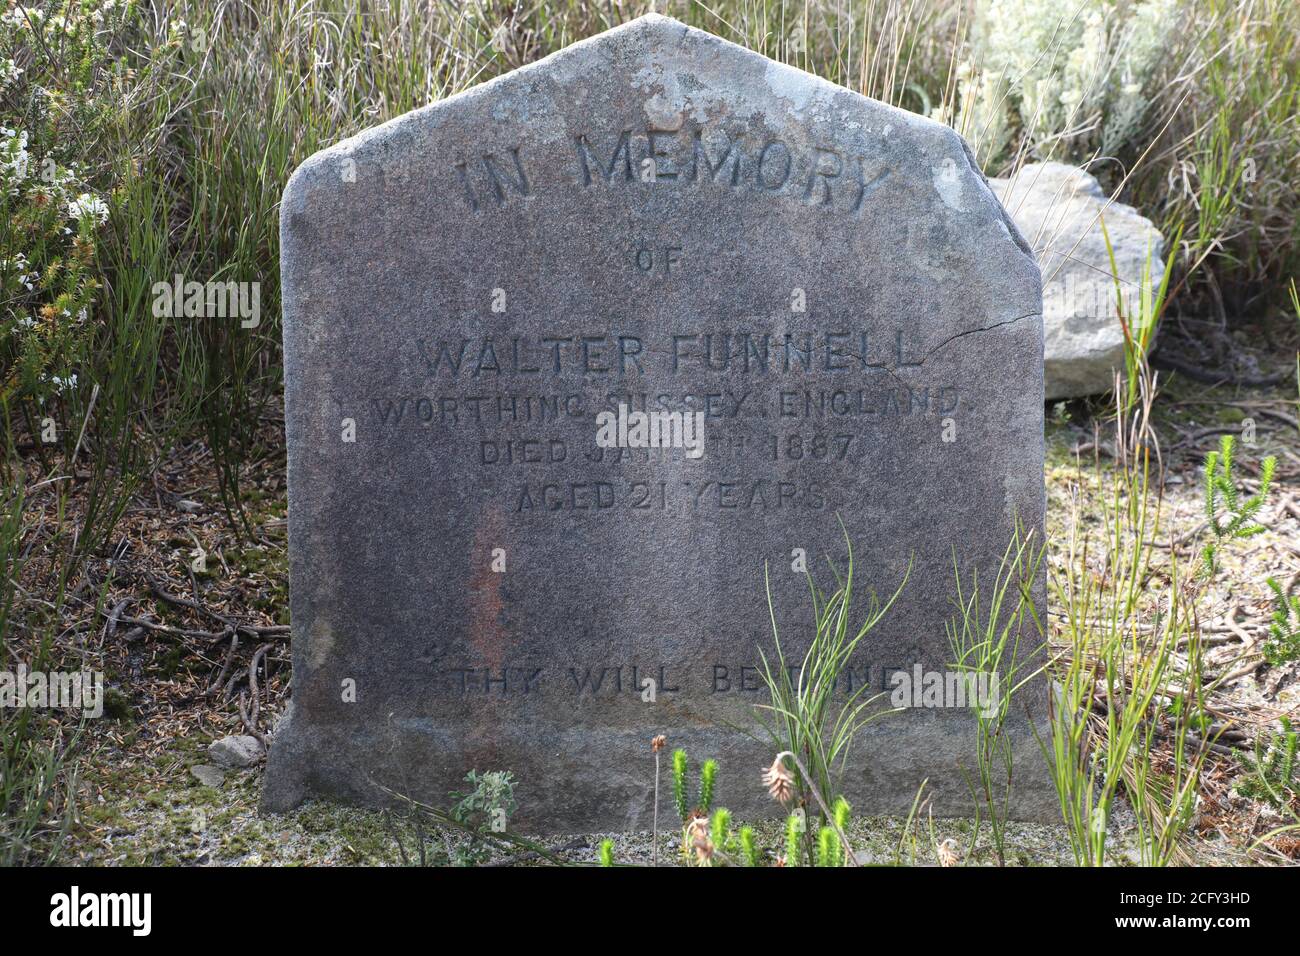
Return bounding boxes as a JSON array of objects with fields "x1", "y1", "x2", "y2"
[
  {"x1": 208, "y1": 734, "x2": 264, "y2": 768},
  {"x1": 989, "y1": 162, "x2": 1166, "y2": 399}
]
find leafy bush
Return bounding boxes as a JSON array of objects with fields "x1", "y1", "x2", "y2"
[
  {"x1": 1263, "y1": 578, "x2": 1300, "y2": 667},
  {"x1": 449, "y1": 769, "x2": 517, "y2": 833},
  {"x1": 943, "y1": 0, "x2": 1179, "y2": 169},
  {"x1": 1202, "y1": 435, "x2": 1275, "y2": 575},
  {"x1": 0, "y1": 1, "x2": 134, "y2": 411},
  {"x1": 1234, "y1": 719, "x2": 1298, "y2": 812}
]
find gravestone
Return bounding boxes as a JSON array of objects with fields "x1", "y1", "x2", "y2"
[{"x1": 264, "y1": 14, "x2": 1052, "y2": 828}]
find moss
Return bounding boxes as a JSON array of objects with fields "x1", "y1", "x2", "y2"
[
  {"x1": 155, "y1": 645, "x2": 185, "y2": 678},
  {"x1": 102, "y1": 688, "x2": 132, "y2": 721},
  {"x1": 80, "y1": 801, "x2": 127, "y2": 828},
  {"x1": 227, "y1": 533, "x2": 290, "y2": 623},
  {"x1": 187, "y1": 784, "x2": 225, "y2": 808}
]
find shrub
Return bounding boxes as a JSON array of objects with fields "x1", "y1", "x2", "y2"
[{"x1": 0, "y1": 1, "x2": 133, "y2": 412}]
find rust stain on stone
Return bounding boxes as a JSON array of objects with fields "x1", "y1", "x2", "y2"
[{"x1": 463, "y1": 506, "x2": 506, "y2": 771}]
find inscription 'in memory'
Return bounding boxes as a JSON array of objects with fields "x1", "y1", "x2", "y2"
[{"x1": 455, "y1": 124, "x2": 892, "y2": 215}]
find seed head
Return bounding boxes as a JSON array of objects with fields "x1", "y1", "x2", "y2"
[
  {"x1": 686, "y1": 813, "x2": 713, "y2": 864},
  {"x1": 762, "y1": 755, "x2": 795, "y2": 804},
  {"x1": 936, "y1": 838, "x2": 960, "y2": 868}
]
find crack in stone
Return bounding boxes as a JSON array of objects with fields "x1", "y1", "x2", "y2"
[{"x1": 918, "y1": 311, "x2": 1039, "y2": 366}]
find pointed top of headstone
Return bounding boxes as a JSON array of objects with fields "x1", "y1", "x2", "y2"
[{"x1": 283, "y1": 12, "x2": 1033, "y2": 271}]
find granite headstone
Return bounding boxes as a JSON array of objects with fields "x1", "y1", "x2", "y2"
[{"x1": 264, "y1": 14, "x2": 1051, "y2": 828}]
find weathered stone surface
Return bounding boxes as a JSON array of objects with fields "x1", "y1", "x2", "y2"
[
  {"x1": 265, "y1": 14, "x2": 1051, "y2": 828},
  {"x1": 209, "y1": 734, "x2": 264, "y2": 768},
  {"x1": 191, "y1": 765, "x2": 226, "y2": 788},
  {"x1": 988, "y1": 161, "x2": 1165, "y2": 400}
]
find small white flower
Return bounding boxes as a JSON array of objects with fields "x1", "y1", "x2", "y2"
[
  {"x1": 66, "y1": 192, "x2": 110, "y2": 224},
  {"x1": 0, "y1": 59, "x2": 22, "y2": 91},
  {"x1": 0, "y1": 126, "x2": 31, "y2": 184},
  {"x1": 4, "y1": 6, "x2": 44, "y2": 28}
]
